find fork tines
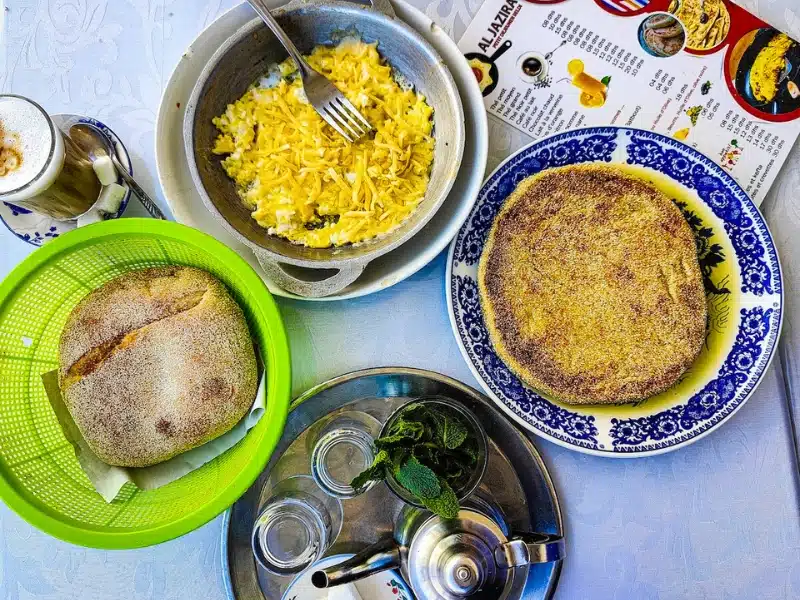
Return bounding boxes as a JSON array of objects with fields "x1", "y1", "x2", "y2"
[{"x1": 320, "y1": 96, "x2": 373, "y2": 143}]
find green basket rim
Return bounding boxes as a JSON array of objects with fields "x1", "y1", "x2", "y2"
[{"x1": 0, "y1": 219, "x2": 291, "y2": 549}]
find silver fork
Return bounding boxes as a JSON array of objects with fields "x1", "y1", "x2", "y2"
[{"x1": 247, "y1": 0, "x2": 373, "y2": 142}]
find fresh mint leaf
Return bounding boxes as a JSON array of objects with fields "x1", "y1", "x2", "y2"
[
  {"x1": 447, "y1": 443, "x2": 479, "y2": 464},
  {"x1": 390, "y1": 446, "x2": 410, "y2": 471},
  {"x1": 375, "y1": 432, "x2": 413, "y2": 448},
  {"x1": 430, "y1": 409, "x2": 469, "y2": 450},
  {"x1": 350, "y1": 471, "x2": 373, "y2": 493},
  {"x1": 396, "y1": 403, "x2": 430, "y2": 418},
  {"x1": 395, "y1": 456, "x2": 441, "y2": 499},
  {"x1": 460, "y1": 444, "x2": 479, "y2": 462},
  {"x1": 349, "y1": 401, "x2": 479, "y2": 515},
  {"x1": 445, "y1": 464, "x2": 463, "y2": 482},
  {"x1": 376, "y1": 419, "x2": 425, "y2": 448},
  {"x1": 412, "y1": 443, "x2": 435, "y2": 466},
  {"x1": 350, "y1": 449, "x2": 391, "y2": 491},
  {"x1": 391, "y1": 417, "x2": 426, "y2": 438},
  {"x1": 443, "y1": 416, "x2": 469, "y2": 450},
  {"x1": 430, "y1": 411, "x2": 447, "y2": 444},
  {"x1": 420, "y1": 478, "x2": 460, "y2": 519}
]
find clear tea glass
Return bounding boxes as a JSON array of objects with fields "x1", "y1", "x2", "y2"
[
  {"x1": 309, "y1": 411, "x2": 382, "y2": 498},
  {"x1": 252, "y1": 475, "x2": 343, "y2": 575}
]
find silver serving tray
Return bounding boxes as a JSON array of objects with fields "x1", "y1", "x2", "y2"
[{"x1": 221, "y1": 368, "x2": 563, "y2": 599}]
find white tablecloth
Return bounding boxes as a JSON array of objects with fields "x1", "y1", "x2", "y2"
[{"x1": 1, "y1": 1, "x2": 799, "y2": 599}]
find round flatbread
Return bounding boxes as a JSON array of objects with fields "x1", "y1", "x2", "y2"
[{"x1": 478, "y1": 164, "x2": 707, "y2": 405}]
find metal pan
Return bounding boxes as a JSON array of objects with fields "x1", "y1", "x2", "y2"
[
  {"x1": 464, "y1": 39, "x2": 513, "y2": 97},
  {"x1": 185, "y1": 0, "x2": 465, "y2": 298}
]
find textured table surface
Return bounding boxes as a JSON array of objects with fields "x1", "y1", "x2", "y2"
[{"x1": 1, "y1": 1, "x2": 799, "y2": 599}]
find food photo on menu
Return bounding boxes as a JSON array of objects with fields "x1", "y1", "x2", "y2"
[{"x1": 0, "y1": 0, "x2": 797, "y2": 599}]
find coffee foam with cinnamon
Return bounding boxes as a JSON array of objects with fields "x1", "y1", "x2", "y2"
[{"x1": 0, "y1": 96, "x2": 53, "y2": 194}]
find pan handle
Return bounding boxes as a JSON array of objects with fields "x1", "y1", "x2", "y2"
[
  {"x1": 490, "y1": 39, "x2": 512, "y2": 62},
  {"x1": 253, "y1": 250, "x2": 366, "y2": 298},
  {"x1": 366, "y1": 0, "x2": 397, "y2": 19}
]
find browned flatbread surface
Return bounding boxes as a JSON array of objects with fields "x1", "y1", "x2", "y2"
[
  {"x1": 59, "y1": 266, "x2": 257, "y2": 467},
  {"x1": 478, "y1": 164, "x2": 706, "y2": 405}
]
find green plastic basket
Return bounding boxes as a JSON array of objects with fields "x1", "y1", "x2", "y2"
[{"x1": 0, "y1": 219, "x2": 291, "y2": 549}]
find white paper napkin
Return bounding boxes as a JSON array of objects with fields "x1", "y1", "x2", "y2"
[{"x1": 41, "y1": 369, "x2": 266, "y2": 502}]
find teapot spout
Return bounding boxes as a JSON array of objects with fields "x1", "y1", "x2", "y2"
[{"x1": 311, "y1": 538, "x2": 402, "y2": 589}]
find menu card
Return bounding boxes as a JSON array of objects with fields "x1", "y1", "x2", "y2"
[{"x1": 458, "y1": 0, "x2": 800, "y2": 204}]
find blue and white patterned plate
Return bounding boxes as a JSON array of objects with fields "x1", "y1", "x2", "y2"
[
  {"x1": 447, "y1": 126, "x2": 783, "y2": 456},
  {"x1": 0, "y1": 114, "x2": 132, "y2": 246}
]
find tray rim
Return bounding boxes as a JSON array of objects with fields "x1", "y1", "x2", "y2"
[{"x1": 220, "y1": 366, "x2": 564, "y2": 600}]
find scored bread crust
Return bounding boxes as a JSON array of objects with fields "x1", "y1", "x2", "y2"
[
  {"x1": 58, "y1": 266, "x2": 257, "y2": 467},
  {"x1": 478, "y1": 164, "x2": 707, "y2": 405}
]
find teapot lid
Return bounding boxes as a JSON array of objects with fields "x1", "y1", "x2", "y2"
[{"x1": 405, "y1": 509, "x2": 512, "y2": 600}]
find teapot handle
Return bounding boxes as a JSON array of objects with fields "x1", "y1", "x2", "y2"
[
  {"x1": 312, "y1": 538, "x2": 402, "y2": 589},
  {"x1": 496, "y1": 532, "x2": 565, "y2": 567}
]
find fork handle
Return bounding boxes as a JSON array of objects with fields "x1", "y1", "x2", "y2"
[{"x1": 247, "y1": 0, "x2": 313, "y2": 80}]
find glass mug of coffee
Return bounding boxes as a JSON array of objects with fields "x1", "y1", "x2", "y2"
[{"x1": 0, "y1": 95, "x2": 101, "y2": 220}]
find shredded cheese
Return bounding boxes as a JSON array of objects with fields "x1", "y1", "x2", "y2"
[{"x1": 212, "y1": 40, "x2": 434, "y2": 248}]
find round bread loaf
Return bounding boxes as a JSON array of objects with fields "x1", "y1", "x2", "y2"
[{"x1": 58, "y1": 266, "x2": 258, "y2": 467}]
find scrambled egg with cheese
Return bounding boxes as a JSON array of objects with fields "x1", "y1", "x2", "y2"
[
  {"x1": 212, "y1": 41, "x2": 434, "y2": 248},
  {"x1": 750, "y1": 33, "x2": 794, "y2": 103}
]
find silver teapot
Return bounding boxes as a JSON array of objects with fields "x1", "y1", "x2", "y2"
[{"x1": 311, "y1": 497, "x2": 564, "y2": 599}]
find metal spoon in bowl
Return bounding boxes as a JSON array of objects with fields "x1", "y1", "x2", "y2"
[{"x1": 69, "y1": 123, "x2": 167, "y2": 220}]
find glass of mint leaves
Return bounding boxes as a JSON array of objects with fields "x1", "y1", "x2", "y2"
[{"x1": 350, "y1": 397, "x2": 488, "y2": 519}]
